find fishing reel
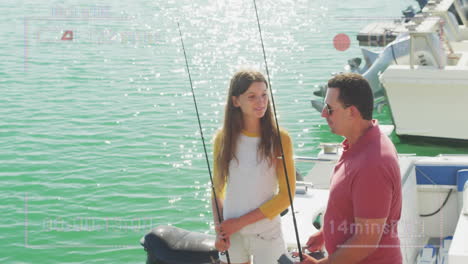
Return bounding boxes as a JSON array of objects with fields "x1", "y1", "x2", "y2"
[
  {"x1": 277, "y1": 253, "x2": 295, "y2": 264},
  {"x1": 277, "y1": 251, "x2": 325, "y2": 264}
]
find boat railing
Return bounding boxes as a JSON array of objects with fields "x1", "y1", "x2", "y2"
[
  {"x1": 294, "y1": 156, "x2": 336, "y2": 163},
  {"x1": 436, "y1": 154, "x2": 468, "y2": 157}
]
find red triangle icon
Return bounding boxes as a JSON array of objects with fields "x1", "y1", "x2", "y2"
[{"x1": 61, "y1": 30, "x2": 73, "y2": 41}]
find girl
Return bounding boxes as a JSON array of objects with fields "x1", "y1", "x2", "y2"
[{"x1": 212, "y1": 70, "x2": 296, "y2": 264}]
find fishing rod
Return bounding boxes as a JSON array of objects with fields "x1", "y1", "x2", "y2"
[
  {"x1": 177, "y1": 22, "x2": 231, "y2": 264},
  {"x1": 252, "y1": 0, "x2": 304, "y2": 262}
]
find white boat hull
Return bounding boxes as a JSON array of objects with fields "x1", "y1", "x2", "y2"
[{"x1": 380, "y1": 65, "x2": 468, "y2": 141}]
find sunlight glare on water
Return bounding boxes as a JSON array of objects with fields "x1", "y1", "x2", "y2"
[{"x1": 2, "y1": 0, "x2": 465, "y2": 263}]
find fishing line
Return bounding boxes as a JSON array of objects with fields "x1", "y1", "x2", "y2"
[
  {"x1": 177, "y1": 22, "x2": 231, "y2": 264},
  {"x1": 252, "y1": 0, "x2": 304, "y2": 261}
]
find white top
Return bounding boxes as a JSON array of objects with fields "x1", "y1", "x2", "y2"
[{"x1": 223, "y1": 133, "x2": 281, "y2": 234}]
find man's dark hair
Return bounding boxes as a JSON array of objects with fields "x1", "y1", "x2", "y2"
[{"x1": 327, "y1": 73, "x2": 373, "y2": 120}]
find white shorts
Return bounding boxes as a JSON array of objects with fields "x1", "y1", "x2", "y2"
[{"x1": 219, "y1": 224, "x2": 286, "y2": 264}]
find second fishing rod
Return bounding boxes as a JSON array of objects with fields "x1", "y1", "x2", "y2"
[
  {"x1": 252, "y1": 0, "x2": 304, "y2": 262},
  {"x1": 177, "y1": 22, "x2": 232, "y2": 264}
]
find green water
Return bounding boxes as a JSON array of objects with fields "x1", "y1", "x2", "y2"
[{"x1": 1, "y1": 0, "x2": 466, "y2": 263}]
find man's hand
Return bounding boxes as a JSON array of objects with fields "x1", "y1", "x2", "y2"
[
  {"x1": 305, "y1": 231, "x2": 324, "y2": 252},
  {"x1": 292, "y1": 252, "x2": 321, "y2": 264}
]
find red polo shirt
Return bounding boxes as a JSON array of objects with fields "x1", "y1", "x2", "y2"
[{"x1": 323, "y1": 120, "x2": 402, "y2": 263}]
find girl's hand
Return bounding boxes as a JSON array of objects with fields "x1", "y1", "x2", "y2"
[
  {"x1": 219, "y1": 218, "x2": 243, "y2": 237},
  {"x1": 215, "y1": 234, "x2": 230, "y2": 252}
]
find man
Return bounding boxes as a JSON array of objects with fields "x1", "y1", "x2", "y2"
[{"x1": 297, "y1": 73, "x2": 402, "y2": 264}]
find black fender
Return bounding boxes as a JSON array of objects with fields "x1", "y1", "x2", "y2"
[{"x1": 141, "y1": 225, "x2": 219, "y2": 264}]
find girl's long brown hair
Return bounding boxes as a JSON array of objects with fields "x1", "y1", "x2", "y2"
[{"x1": 215, "y1": 70, "x2": 280, "y2": 190}]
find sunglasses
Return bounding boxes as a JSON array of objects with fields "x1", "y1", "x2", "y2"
[{"x1": 323, "y1": 103, "x2": 351, "y2": 115}]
